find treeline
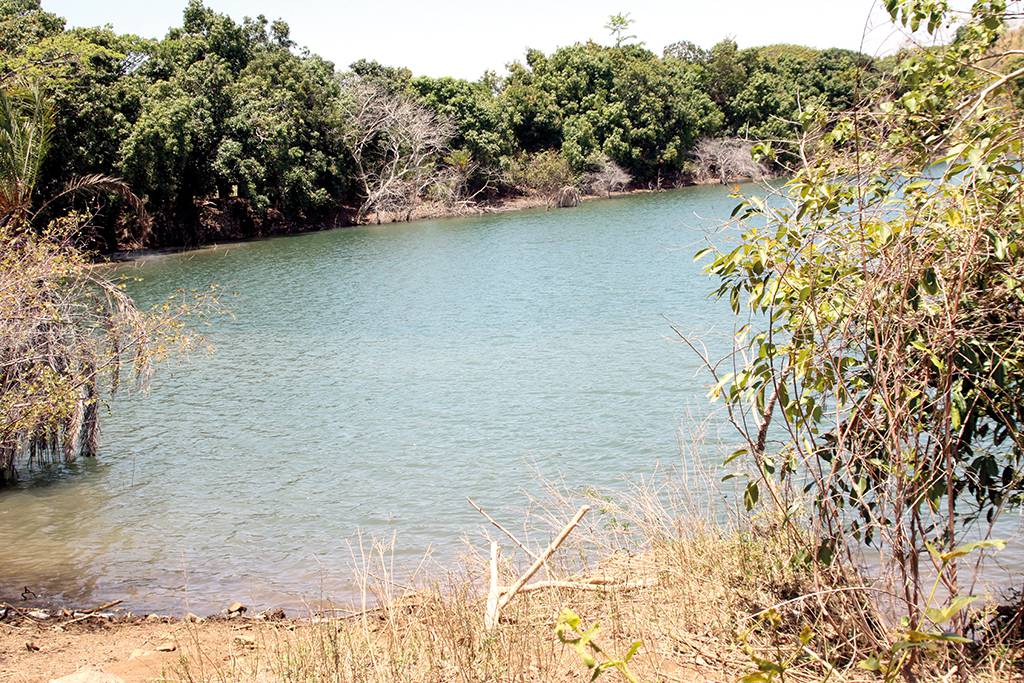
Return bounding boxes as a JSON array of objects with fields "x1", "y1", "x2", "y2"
[{"x1": 1, "y1": 0, "x2": 879, "y2": 249}]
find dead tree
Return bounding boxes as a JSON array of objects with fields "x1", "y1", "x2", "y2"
[
  {"x1": 341, "y1": 79, "x2": 453, "y2": 223},
  {"x1": 585, "y1": 156, "x2": 632, "y2": 197},
  {"x1": 691, "y1": 138, "x2": 765, "y2": 184}
]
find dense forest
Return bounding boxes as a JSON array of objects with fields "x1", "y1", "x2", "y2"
[{"x1": 0, "y1": 0, "x2": 881, "y2": 249}]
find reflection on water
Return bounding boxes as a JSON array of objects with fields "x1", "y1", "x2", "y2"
[{"x1": 4, "y1": 184, "x2": 1012, "y2": 613}]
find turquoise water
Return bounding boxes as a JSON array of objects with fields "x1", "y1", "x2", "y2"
[{"x1": 0, "y1": 186, "x2": 744, "y2": 613}]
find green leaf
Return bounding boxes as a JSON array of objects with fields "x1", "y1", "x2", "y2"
[
  {"x1": 724, "y1": 447, "x2": 748, "y2": 466},
  {"x1": 743, "y1": 481, "x2": 760, "y2": 511},
  {"x1": 858, "y1": 656, "x2": 883, "y2": 672},
  {"x1": 925, "y1": 595, "x2": 976, "y2": 625},
  {"x1": 940, "y1": 539, "x2": 1006, "y2": 562}
]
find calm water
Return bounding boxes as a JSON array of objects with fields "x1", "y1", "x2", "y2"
[{"x1": 0, "y1": 186, "x2": 748, "y2": 613}]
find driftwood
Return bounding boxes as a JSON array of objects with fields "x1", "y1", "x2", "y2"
[
  {"x1": 467, "y1": 497, "x2": 540, "y2": 562},
  {"x1": 469, "y1": 501, "x2": 658, "y2": 629},
  {"x1": 485, "y1": 541, "x2": 500, "y2": 629},
  {"x1": 514, "y1": 577, "x2": 656, "y2": 593},
  {"x1": 64, "y1": 599, "x2": 124, "y2": 624},
  {"x1": 481, "y1": 505, "x2": 591, "y2": 629}
]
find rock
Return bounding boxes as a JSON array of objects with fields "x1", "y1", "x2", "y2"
[
  {"x1": 49, "y1": 668, "x2": 125, "y2": 683},
  {"x1": 144, "y1": 614, "x2": 162, "y2": 622},
  {"x1": 154, "y1": 641, "x2": 176, "y2": 652},
  {"x1": 27, "y1": 609, "x2": 50, "y2": 620},
  {"x1": 184, "y1": 612, "x2": 204, "y2": 623},
  {"x1": 263, "y1": 608, "x2": 286, "y2": 621},
  {"x1": 227, "y1": 602, "x2": 246, "y2": 615},
  {"x1": 25, "y1": 641, "x2": 40, "y2": 651},
  {"x1": 234, "y1": 634, "x2": 256, "y2": 648}
]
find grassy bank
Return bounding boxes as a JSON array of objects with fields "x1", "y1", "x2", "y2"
[{"x1": 5, "y1": 473, "x2": 1020, "y2": 682}]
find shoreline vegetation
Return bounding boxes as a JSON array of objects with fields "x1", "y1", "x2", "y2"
[
  {"x1": 102, "y1": 183, "x2": 730, "y2": 263},
  {"x1": 3, "y1": 1, "x2": 852, "y2": 254},
  {"x1": 2, "y1": 0, "x2": 1024, "y2": 681},
  {"x1": 3, "y1": 476, "x2": 1021, "y2": 682}
]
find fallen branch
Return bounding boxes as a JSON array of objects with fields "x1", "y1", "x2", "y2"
[
  {"x1": 478, "y1": 504, "x2": 591, "y2": 629},
  {"x1": 498, "y1": 505, "x2": 590, "y2": 611},
  {"x1": 64, "y1": 600, "x2": 124, "y2": 625},
  {"x1": 516, "y1": 577, "x2": 657, "y2": 594},
  {"x1": 467, "y1": 497, "x2": 540, "y2": 562},
  {"x1": 484, "y1": 541, "x2": 501, "y2": 629}
]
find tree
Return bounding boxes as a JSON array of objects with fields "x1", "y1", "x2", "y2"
[
  {"x1": 215, "y1": 50, "x2": 346, "y2": 216},
  {"x1": 118, "y1": 2, "x2": 349, "y2": 243},
  {"x1": 0, "y1": 0, "x2": 62, "y2": 56},
  {"x1": 700, "y1": 0, "x2": 1024, "y2": 671},
  {"x1": 0, "y1": 82, "x2": 199, "y2": 483},
  {"x1": 604, "y1": 13, "x2": 638, "y2": 48},
  {"x1": 584, "y1": 154, "x2": 631, "y2": 196},
  {"x1": 341, "y1": 78, "x2": 453, "y2": 223},
  {"x1": 705, "y1": 39, "x2": 747, "y2": 109},
  {"x1": 663, "y1": 40, "x2": 709, "y2": 64},
  {"x1": 690, "y1": 137, "x2": 763, "y2": 184},
  {"x1": 410, "y1": 74, "x2": 513, "y2": 175},
  {"x1": 501, "y1": 42, "x2": 724, "y2": 182}
]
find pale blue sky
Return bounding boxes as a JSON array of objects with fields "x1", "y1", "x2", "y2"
[{"x1": 44, "y1": 1, "x2": 957, "y2": 79}]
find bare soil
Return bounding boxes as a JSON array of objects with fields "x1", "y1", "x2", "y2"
[{"x1": 0, "y1": 616, "x2": 242, "y2": 682}]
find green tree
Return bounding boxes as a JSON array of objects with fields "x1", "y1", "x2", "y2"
[
  {"x1": 411, "y1": 75, "x2": 512, "y2": 169},
  {"x1": 706, "y1": 39, "x2": 747, "y2": 109},
  {"x1": 663, "y1": 40, "x2": 709, "y2": 64},
  {"x1": 604, "y1": 13, "x2": 638, "y2": 48},
  {"x1": 0, "y1": 0, "x2": 62, "y2": 56},
  {"x1": 700, "y1": 1, "x2": 1023, "y2": 667},
  {"x1": 501, "y1": 42, "x2": 723, "y2": 182},
  {"x1": 0, "y1": 82, "x2": 201, "y2": 483}
]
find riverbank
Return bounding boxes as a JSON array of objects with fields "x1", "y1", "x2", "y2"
[
  {"x1": 363, "y1": 187, "x2": 674, "y2": 225},
  {"x1": 3, "y1": 498, "x2": 1020, "y2": 682},
  {"x1": 0, "y1": 518, "x2": 816, "y2": 683},
  {"x1": 105, "y1": 183, "x2": 725, "y2": 262}
]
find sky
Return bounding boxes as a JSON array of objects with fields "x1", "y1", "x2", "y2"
[{"x1": 44, "y1": 1, "x2": 962, "y2": 79}]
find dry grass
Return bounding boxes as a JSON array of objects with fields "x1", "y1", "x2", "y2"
[{"x1": 163, "y1": 463, "x2": 1023, "y2": 683}]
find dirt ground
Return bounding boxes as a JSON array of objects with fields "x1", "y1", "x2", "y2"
[
  {"x1": 0, "y1": 617, "x2": 720, "y2": 683},
  {"x1": 0, "y1": 616, "x2": 252, "y2": 682}
]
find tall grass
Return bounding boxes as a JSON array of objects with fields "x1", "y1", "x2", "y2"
[{"x1": 165, "y1": 457, "x2": 1023, "y2": 682}]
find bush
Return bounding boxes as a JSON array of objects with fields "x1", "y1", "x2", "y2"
[{"x1": 699, "y1": 1, "x2": 1024, "y2": 674}]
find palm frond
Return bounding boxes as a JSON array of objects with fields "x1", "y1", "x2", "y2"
[{"x1": 0, "y1": 82, "x2": 53, "y2": 221}]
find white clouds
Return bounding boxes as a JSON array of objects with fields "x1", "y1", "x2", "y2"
[{"x1": 45, "y1": 0, "x2": 970, "y2": 79}]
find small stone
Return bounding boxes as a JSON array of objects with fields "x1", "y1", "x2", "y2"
[
  {"x1": 25, "y1": 641, "x2": 40, "y2": 651},
  {"x1": 264, "y1": 608, "x2": 286, "y2": 621},
  {"x1": 28, "y1": 609, "x2": 50, "y2": 620},
  {"x1": 154, "y1": 641, "x2": 176, "y2": 652},
  {"x1": 145, "y1": 614, "x2": 162, "y2": 622},
  {"x1": 234, "y1": 634, "x2": 256, "y2": 648},
  {"x1": 227, "y1": 602, "x2": 246, "y2": 615},
  {"x1": 184, "y1": 612, "x2": 204, "y2": 623}
]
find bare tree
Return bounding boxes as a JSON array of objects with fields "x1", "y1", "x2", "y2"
[
  {"x1": 341, "y1": 79, "x2": 453, "y2": 223},
  {"x1": 691, "y1": 137, "x2": 765, "y2": 185},
  {"x1": 584, "y1": 156, "x2": 632, "y2": 197}
]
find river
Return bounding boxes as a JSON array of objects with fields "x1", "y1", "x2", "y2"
[{"x1": 0, "y1": 185, "x2": 760, "y2": 613}]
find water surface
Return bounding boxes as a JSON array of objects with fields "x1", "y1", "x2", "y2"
[{"x1": 1, "y1": 186, "x2": 748, "y2": 612}]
